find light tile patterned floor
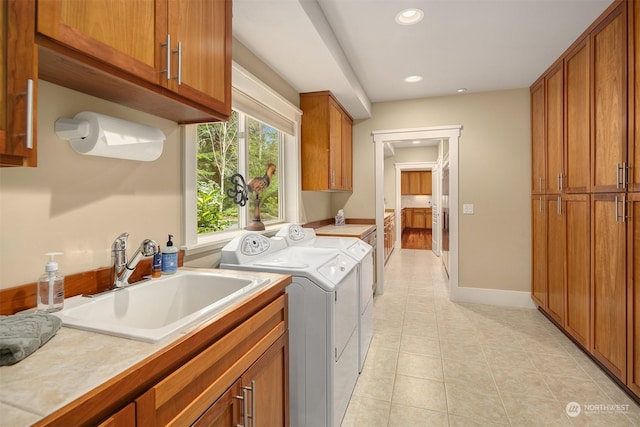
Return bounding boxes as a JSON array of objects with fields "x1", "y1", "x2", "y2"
[{"x1": 342, "y1": 248, "x2": 640, "y2": 427}]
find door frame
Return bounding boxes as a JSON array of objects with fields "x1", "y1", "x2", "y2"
[{"x1": 372, "y1": 125, "x2": 461, "y2": 295}]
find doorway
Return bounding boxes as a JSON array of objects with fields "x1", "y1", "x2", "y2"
[
  {"x1": 372, "y1": 126, "x2": 461, "y2": 295},
  {"x1": 395, "y1": 163, "x2": 437, "y2": 252}
]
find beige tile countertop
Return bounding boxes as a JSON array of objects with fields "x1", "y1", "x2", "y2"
[
  {"x1": 0, "y1": 268, "x2": 289, "y2": 426},
  {"x1": 315, "y1": 223, "x2": 376, "y2": 239}
]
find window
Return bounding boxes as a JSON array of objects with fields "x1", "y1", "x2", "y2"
[
  {"x1": 196, "y1": 111, "x2": 283, "y2": 233},
  {"x1": 183, "y1": 62, "x2": 302, "y2": 250}
]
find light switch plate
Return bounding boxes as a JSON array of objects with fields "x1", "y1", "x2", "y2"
[{"x1": 463, "y1": 204, "x2": 474, "y2": 215}]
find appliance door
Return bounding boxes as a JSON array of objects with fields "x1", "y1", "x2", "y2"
[{"x1": 431, "y1": 209, "x2": 439, "y2": 256}]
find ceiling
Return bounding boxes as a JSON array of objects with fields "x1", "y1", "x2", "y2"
[{"x1": 232, "y1": 0, "x2": 613, "y2": 121}]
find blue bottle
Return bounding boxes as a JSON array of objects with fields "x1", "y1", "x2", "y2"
[{"x1": 161, "y1": 234, "x2": 178, "y2": 274}]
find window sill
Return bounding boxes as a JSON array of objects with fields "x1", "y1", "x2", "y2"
[{"x1": 181, "y1": 222, "x2": 285, "y2": 257}]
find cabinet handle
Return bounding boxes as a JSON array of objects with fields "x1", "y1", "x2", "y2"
[
  {"x1": 242, "y1": 380, "x2": 256, "y2": 426},
  {"x1": 557, "y1": 174, "x2": 561, "y2": 193},
  {"x1": 25, "y1": 79, "x2": 34, "y2": 149},
  {"x1": 162, "y1": 34, "x2": 172, "y2": 81},
  {"x1": 539, "y1": 197, "x2": 543, "y2": 213},
  {"x1": 615, "y1": 196, "x2": 624, "y2": 222},
  {"x1": 173, "y1": 41, "x2": 183, "y2": 85},
  {"x1": 616, "y1": 163, "x2": 628, "y2": 189},
  {"x1": 539, "y1": 176, "x2": 543, "y2": 193},
  {"x1": 557, "y1": 195, "x2": 562, "y2": 215}
]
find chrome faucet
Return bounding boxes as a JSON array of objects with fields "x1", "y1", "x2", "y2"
[{"x1": 112, "y1": 232, "x2": 158, "y2": 288}]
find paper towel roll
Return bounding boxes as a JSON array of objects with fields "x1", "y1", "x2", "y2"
[{"x1": 65, "y1": 112, "x2": 165, "y2": 161}]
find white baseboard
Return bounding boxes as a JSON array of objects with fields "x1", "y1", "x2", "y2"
[{"x1": 450, "y1": 285, "x2": 536, "y2": 309}]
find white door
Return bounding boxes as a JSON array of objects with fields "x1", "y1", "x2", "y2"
[{"x1": 431, "y1": 166, "x2": 440, "y2": 256}]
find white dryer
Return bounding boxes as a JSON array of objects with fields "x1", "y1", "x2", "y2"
[
  {"x1": 276, "y1": 224, "x2": 374, "y2": 373},
  {"x1": 220, "y1": 233, "x2": 359, "y2": 427}
]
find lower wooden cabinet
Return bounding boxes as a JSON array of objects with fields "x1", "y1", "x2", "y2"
[
  {"x1": 627, "y1": 194, "x2": 640, "y2": 396},
  {"x1": 546, "y1": 195, "x2": 565, "y2": 325},
  {"x1": 97, "y1": 403, "x2": 135, "y2": 427},
  {"x1": 194, "y1": 333, "x2": 288, "y2": 427},
  {"x1": 531, "y1": 195, "x2": 547, "y2": 308},
  {"x1": 591, "y1": 194, "x2": 627, "y2": 381},
  {"x1": 136, "y1": 295, "x2": 288, "y2": 426}
]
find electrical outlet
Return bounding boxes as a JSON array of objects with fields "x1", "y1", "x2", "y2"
[{"x1": 463, "y1": 204, "x2": 474, "y2": 215}]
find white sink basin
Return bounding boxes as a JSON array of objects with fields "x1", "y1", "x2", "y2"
[{"x1": 53, "y1": 270, "x2": 270, "y2": 343}]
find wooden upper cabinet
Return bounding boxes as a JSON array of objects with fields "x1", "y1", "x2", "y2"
[
  {"x1": 300, "y1": 91, "x2": 353, "y2": 192},
  {"x1": 531, "y1": 79, "x2": 545, "y2": 194},
  {"x1": 591, "y1": 3, "x2": 627, "y2": 193},
  {"x1": 36, "y1": 0, "x2": 158, "y2": 83},
  {"x1": 631, "y1": 0, "x2": 640, "y2": 192},
  {"x1": 165, "y1": 0, "x2": 231, "y2": 116},
  {"x1": 545, "y1": 64, "x2": 564, "y2": 194},
  {"x1": 401, "y1": 171, "x2": 432, "y2": 195},
  {"x1": 564, "y1": 38, "x2": 591, "y2": 193},
  {"x1": 35, "y1": 0, "x2": 231, "y2": 124},
  {"x1": 1, "y1": 0, "x2": 37, "y2": 167}
]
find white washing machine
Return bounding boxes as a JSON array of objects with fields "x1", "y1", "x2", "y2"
[
  {"x1": 220, "y1": 233, "x2": 359, "y2": 427},
  {"x1": 276, "y1": 224, "x2": 374, "y2": 373}
]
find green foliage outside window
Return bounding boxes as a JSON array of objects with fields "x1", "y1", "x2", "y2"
[{"x1": 196, "y1": 111, "x2": 281, "y2": 234}]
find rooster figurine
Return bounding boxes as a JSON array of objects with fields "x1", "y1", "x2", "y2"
[{"x1": 226, "y1": 163, "x2": 276, "y2": 231}]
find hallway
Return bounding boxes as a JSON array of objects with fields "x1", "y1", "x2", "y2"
[{"x1": 342, "y1": 249, "x2": 640, "y2": 426}]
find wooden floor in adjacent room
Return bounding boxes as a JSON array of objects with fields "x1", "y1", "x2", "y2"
[{"x1": 401, "y1": 228, "x2": 432, "y2": 250}]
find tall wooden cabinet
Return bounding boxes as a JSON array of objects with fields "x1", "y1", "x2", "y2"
[
  {"x1": 300, "y1": 91, "x2": 353, "y2": 192},
  {"x1": 531, "y1": 0, "x2": 638, "y2": 399},
  {"x1": 1, "y1": 0, "x2": 37, "y2": 167},
  {"x1": 591, "y1": 4, "x2": 628, "y2": 193}
]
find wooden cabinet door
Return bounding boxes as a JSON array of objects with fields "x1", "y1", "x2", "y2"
[
  {"x1": 1, "y1": 0, "x2": 37, "y2": 167},
  {"x1": 564, "y1": 39, "x2": 591, "y2": 193},
  {"x1": 36, "y1": 0, "x2": 158, "y2": 84},
  {"x1": 426, "y1": 211, "x2": 432, "y2": 230},
  {"x1": 627, "y1": 193, "x2": 640, "y2": 395},
  {"x1": 591, "y1": 4, "x2": 628, "y2": 193},
  {"x1": 241, "y1": 333, "x2": 288, "y2": 427},
  {"x1": 414, "y1": 209, "x2": 427, "y2": 229},
  {"x1": 192, "y1": 381, "x2": 241, "y2": 427},
  {"x1": 531, "y1": 195, "x2": 547, "y2": 308},
  {"x1": 401, "y1": 172, "x2": 410, "y2": 195},
  {"x1": 166, "y1": 0, "x2": 231, "y2": 115},
  {"x1": 342, "y1": 114, "x2": 353, "y2": 191},
  {"x1": 631, "y1": 0, "x2": 640, "y2": 192},
  {"x1": 408, "y1": 172, "x2": 422, "y2": 194},
  {"x1": 565, "y1": 194, "x2": 590, "y2": 348},
  {"x1": 546, "y1": 195, "x2": 565, "y2": 325},
  {"x1": 421, "y1": 171, "x2": 432, "y2": 195},
  {"x1": 546, "y1": 64, "x2": 564, "y2": 194},
  {"x1": 531, "y1": 79, "x2": 546, "y2": 194},
  {"x1": 591, "y1": 194, "x2": 627, "y2": 380},
  {"x1": 328, "y1": 100, "x2": 344, "y2": 190}
]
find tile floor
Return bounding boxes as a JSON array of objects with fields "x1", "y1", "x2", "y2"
[{"x1": 341, "y1": 248, "x2": 640, "y2": 427}]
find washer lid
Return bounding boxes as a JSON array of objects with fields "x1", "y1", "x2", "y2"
[{"x1": 317, "y1": 253, "x2": 358, "y2": 285}]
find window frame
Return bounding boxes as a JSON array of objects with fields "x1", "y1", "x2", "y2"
[{"x1": 182, "y1": 62, "x2": 302, "y2": 252}]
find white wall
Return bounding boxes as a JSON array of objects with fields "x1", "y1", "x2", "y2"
[
  {"x1": 0, "y1": 81, "x2": 182, "y2": 288},
  {"x1": 346, "y1": 89, "x2": 531, "y2": 293}
]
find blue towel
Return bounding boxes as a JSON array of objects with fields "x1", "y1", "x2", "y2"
[{"x1": 0, "y1": 313, "x2": 62, "y2": 366}]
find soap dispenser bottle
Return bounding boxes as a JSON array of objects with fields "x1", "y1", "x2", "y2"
[
  {"x1": 161, "y1": 234, "x2": 178, "y2": 275},
  {"x1": 37, "y1": 252, "x2": 65, "y2": 312}
]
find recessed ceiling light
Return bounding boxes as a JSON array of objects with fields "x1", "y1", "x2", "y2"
[
  {"x1": 404, "y1": 75, "x2": 423, "y2": 83},
  {"x1": 412, "y1": 140, "x2": 421, "y2": 144},
  {"x1": 456, "y1": 88, "x2": 468, "y2": 93},
  {"x1": 395, "y1": 8, "x2": 424, "y2": 25}
]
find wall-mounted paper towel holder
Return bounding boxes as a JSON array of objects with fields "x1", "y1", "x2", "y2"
[{"x1": 54, "y1": 112, "x2": 165, "y2": 161}]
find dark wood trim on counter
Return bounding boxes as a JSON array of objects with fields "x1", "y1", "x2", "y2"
[{"x1": 0, "y1": 252, "x2": 184, "y2": 315}]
